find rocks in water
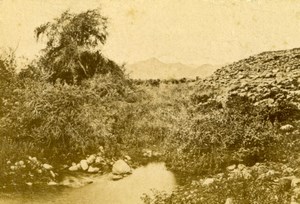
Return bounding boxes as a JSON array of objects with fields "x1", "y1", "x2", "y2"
[
  {"x1": 69, "y1": 160, "x2": 99, "y2": 172},
  {"x1": 112, "y1": 159, "x2": 131, "y2": 175},
  {"x1": 111, "y1": 174, "x2": 123, "y2": 181},
  {"x1": 69, "y1": 165, "x2": 79, "y2": 171},
  {"x1": 80, "y1": 160, "x2": 89, "y2": 171},
  {"x1": 87, "y1": 166, "x2": 99, "y2": 173},
  {"x1": 43, "y1": 164, "x2": 53, "y2": 170},
  {"x1": 95, "y1": 156, "x2": 104, "y2": 164}
]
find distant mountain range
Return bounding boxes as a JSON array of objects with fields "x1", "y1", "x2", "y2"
[{"x1": 125, "y1": 58, "x2": 221, "y2": 79}]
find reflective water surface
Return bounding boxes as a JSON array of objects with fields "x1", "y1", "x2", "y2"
[{"x1": 0, "y1": 162, "x2": 176, "y2": 204}]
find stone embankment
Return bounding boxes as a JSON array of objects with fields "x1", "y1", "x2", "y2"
[{"x1": 194, "y1": 48, "x2": 300, "y2": 109}]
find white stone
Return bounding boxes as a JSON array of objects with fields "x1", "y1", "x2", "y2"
[
  {"x1": 124, "y1": 155, "x2": 131, "y2": 161},
  {"x1": 43, "y1": 164, "x2": 53, "y2": 170},
  {"x1": 76, "y1": 163, "x2": 82, "y2": 170},
  {"x1": 69, "y1": 165, "x2": 79, "y2": 171},
  {"x1": 226, "y1": 164, "x2": 236, "y2": 171},
  {"x1": 50, "y1": 170, "x2": 56, "y2": 178},
  {"x1": 87, "y1": 155, "x2": 96, "y2": 164},
  {"x1": 112, "y1": 174, "x2": 123, "y2": 180},
  {"x1": 80, "y1": 160, "x2": 89, "y2": 171},
  {"x1": 99, "y1": 146, "x2": 104, "y2": 153},
  {"x1": 95, "y1": 156, "x2": 104, "y2": 164},
  {"x1": 280, "y1": 124, "x2": 294, "y2": 132},
  {"x1": 112, "y1": 160, "x2": 131, "y2": 175},
  {"x1": 87, "y1": 166, "x2": 100, "y2": 173}
]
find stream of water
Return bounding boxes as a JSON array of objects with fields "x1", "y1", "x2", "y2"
[{"x1": 0, "y1": 162, "x2": 176, "y2": 204}]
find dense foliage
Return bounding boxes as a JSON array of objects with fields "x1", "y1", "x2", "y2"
[{"x1": 35, "y1": 9, "x2": 123, "y2": 84}]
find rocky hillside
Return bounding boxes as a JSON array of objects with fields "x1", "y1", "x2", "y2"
[{"x1": 195, "y1": 48, "x2": 300, "y2": 109}]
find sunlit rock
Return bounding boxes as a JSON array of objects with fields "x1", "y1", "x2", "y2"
[
  {"x1": 80, "y1": 160, "x2": 89, "y2": 171},
  {"x1": 112, "y1": 159, "x2": 131, "y2": 175}
]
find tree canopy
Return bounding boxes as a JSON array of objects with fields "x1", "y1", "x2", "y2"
[{"x1": 35, "y1": 9, "x2": 123, "y2": 84}]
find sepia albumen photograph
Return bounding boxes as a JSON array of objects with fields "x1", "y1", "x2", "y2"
[{"x1": 0, "y1": 0, "x2": 300, "y2": 203}]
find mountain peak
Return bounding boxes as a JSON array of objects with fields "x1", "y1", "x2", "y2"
[
  {"x1": 142, "y1": 57, "x2": 162, "y2": 64},
  {"x1": 126, "y1": 58, "x2": 220, "y2": 79}
]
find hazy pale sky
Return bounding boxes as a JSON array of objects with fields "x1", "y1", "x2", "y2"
[{"x1": 1, "y1": 0, "x2": 300, "y2": 65}]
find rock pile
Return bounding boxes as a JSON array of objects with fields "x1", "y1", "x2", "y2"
[
  {"x1": 6, "y1": 156, "x2": 57, "y2": 186},
  {"x1": 68, "y1": 146, "x2": 106, "y2": 173},
  {"x1": 194, "y1": 48, "x2": 300, "y2": 109}
]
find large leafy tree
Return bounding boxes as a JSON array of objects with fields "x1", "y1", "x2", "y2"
[{"x1": 35, "y1": 9, "x2": 123, "y2": 84}]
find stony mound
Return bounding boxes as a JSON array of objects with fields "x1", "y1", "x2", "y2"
[{"x1": 194, "y1": 48, "x2": 300, "y2": 109}]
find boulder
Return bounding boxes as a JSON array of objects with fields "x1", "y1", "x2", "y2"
[
  {"x1": 112, "y1": 174, "x2": 123, "y2": 181},
  {"x1": 69, "y1": 165, "x2": 78, "y2": 171},
  {"x1": 80, "y1": 160, "x2": 89, "y2": 171},
  {"x1": 50, "y1": 170, "x2": 56, "y2": 178},
  {"x1": 112, "y1": 159, "x2": 131, "y2": 175},
  {"x1": 87, "y1": 166, "x2": 100, "y2": 173},
  {"x1": 87, "y1": 155, "x2": 96, "y2": 164},
  {"x1": 43, "y1": 164, "x2": 53, "y2": 170}
]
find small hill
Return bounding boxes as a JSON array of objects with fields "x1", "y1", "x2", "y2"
[
  {"x1": 194, "y1": 48, "x2": 300, "y2": 109},
  {"x1": 125, "y1": 58, "x2": 220, "y2": 79}
]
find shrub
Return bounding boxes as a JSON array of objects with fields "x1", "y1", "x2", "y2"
[
  {"x1": 163, "y1": 95, "x2": 295, "y2": 176},
  {"x1": 142, "y1": 177, "x2": 291, "y2": 204}
]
